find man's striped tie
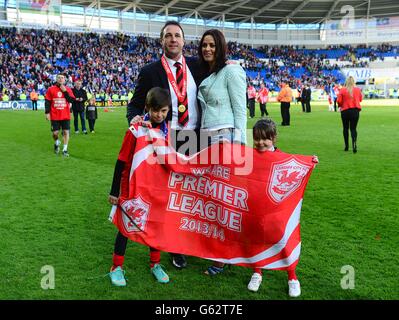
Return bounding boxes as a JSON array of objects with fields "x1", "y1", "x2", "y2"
[{"x1": 175, "y1": 62, "x2": 188, "y2": 127}]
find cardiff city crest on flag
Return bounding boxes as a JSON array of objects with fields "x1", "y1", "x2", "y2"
[
  {"x1": 120, "y1": 196, "x2": 151, "y2": 233},
  {"x1": 268, "y1": 158, "x2": 312, "y2": 203}
]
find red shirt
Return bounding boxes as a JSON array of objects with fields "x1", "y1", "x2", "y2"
[
  {"x1": 45, "y1": 85, "x2": 75, "y2": 120},
  {"x1": 117, "y1": 124, "x2": 169, "y2": 198},
  {"x1": 118, "y1": 129, "x2": 137, "y2": 163},
  {"x1": 247, "y1": 86, "x2": 257, "y2": 99},
  {"x1": 257, "y1": 88, "x2": 269, "y2": 104},
  {"x1": 337, "y1": 87, "x2": 362, "y2": 112},
  {"x1": 117, "y1": 129, "x2": 137, "y2": 199}
]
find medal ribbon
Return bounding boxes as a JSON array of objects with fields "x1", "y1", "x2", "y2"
[{"x1": 161, "y1": 55, "x2": 187, "y2": 104}]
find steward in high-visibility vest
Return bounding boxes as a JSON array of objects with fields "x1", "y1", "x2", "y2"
[{"x1": 30, "y1": 90, "x2": 39, "y2": 110}]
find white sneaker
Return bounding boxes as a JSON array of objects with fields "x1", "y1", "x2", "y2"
[
  {"x1": 288, "y1": 279, "x2": 301, "y2": 297},
  {"x1": 247, "y1": 273, "x2": 262, "y2": 292}
]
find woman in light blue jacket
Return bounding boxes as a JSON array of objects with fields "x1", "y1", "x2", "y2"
[{"x1": 197, "y1": 29, "x2": 247, "y2": 145}]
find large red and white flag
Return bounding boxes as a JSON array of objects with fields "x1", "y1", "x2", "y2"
[{"x1": 109, "y1": 126, "x2": 316, "y2": 270}]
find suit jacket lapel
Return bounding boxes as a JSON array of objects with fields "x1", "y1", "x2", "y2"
[
  {"x1": 155, "y1": 60, "x2": 169, "y2": 90},
  {"x1": 152, "y1": 61, "x2": 171, "y2": 121}
]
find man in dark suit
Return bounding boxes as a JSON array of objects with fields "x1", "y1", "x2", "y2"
[
  {"x1": 126, "y1": 21, "x2": 206, "y2": 269},
  {"x1": 299, "y1": 85, "x2": 305, "y2": 112},
  {"x1": 301, "y1": 83, "x2": 312, "y2": 113},
  {"x1": 127, "y1": 21, "x2": 205, "y2": 155},
  {"x1": 72, "y1": 80, "x2": 88, "y2": 134}
]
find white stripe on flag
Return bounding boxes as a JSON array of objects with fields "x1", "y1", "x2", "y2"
[
  {"x1": 138, "y1": 126, "x2": 204, "y2": 163},
  {"x1": 204, "y1": 199, "x2": 303, "y2": 264},
  {"x1": 130, "y1": 144, "x2": 155, "y2": 178},
  {"x1": 137, "y1": 126, "x2": 165, "y2": 140},
  {"x1": 128, "y1": 125, "x2": 138, "y2": 137},
  {"x1": 153, "y1": 146, "x2": 174, "y2": 155},
  {"x1": 129, "y1": 126, "x2": 196, "y2": 178},
  {"x1": 262, "y1": 242, "x2": 301, "y2": 269}
]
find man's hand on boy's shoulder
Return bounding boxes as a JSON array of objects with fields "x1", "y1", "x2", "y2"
[
  {"x1": 130, "y1": 115, "x2": 142, "y2": 126},
  {"x1": 141, "y1": 121, "x2": 152, "y2": 128},
  {"x1": 130, "y1": 115, "x2": 152, "y2": 128}
]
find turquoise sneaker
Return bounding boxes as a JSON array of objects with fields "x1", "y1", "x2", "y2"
[
  {"x1": 151, "y1": 264, "x2": 169, "y2": 283},
  {"x1": 109, "y1": 266, "x2": 126, "y2": 286}
]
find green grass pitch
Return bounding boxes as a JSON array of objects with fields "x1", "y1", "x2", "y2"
[{"x1": 0, "y1": 101, "x2": 398, "y2": 300}]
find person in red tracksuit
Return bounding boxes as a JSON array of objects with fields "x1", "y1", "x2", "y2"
[
  {"x1": 337, "y1": 76, "x2": 362, "y2": 153},
  {"x1": 45, "y1": 74, "x2": 75, "y2": 157},
  {"x1": 108, "y1": 87, "x2": 171, "y2": 286}
]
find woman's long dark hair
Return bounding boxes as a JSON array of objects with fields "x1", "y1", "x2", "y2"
[{"x1": 198, "y1": 29, "x2": 227, "y2": 75}]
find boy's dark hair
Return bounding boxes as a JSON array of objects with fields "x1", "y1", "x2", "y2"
[
  {"x1": 160, "y1": 21, "x2": 185, "y2": 40},
  {"x1": 253, "y1": 118, "x2": 277, "y2": 141},
  {"x1": 198, "y1": 29, "x2": 227, "y2": 74},
  {"x1": 145, "y1": 87, "x2": 171, "y2": 112}
]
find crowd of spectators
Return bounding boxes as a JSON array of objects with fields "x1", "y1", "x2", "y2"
[
  {"x1": 0, "y1": 27, "x2": 161, "y2": 100},
  {"x1": 237, "y1": 45, "x2": 342, "y2": 89},
  {"x1": 0, "y1": 27, "x2": 397, "y2": 101}
]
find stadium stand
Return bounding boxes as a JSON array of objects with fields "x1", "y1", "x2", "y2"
[{"x1": 0, "y1": 26, "x2": 398, "y2": 102}]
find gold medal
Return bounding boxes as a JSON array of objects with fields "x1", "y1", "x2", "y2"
[{"x1": 178, "y1": 104, "x2": 186, "y2": 113}]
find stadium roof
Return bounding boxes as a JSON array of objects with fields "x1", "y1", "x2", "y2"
[{"x1": 62, "y1": 0, "x2": 398, "y2": 25}]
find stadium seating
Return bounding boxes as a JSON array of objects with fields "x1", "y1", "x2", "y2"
[{"x1": 0, "y1": 26, "x2": 397, "y2": 100}]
